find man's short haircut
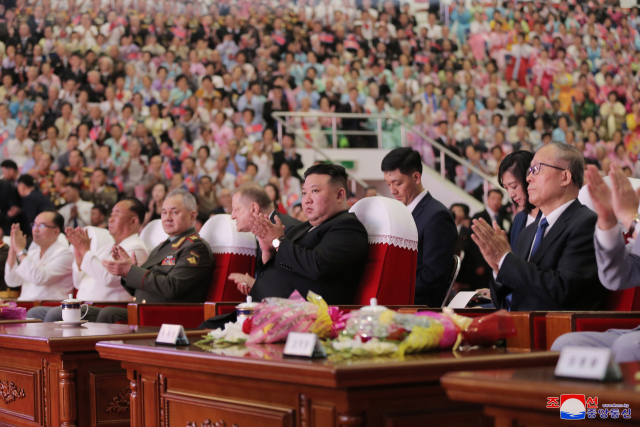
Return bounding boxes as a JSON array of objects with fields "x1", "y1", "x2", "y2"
[
  {"x1": 550, "y1": 142, "x2": 585, "y2": 188},
  {"x1": 450, "y1": 203, "x2": 470, "y2": 218},
  {"x1": 92, "y1": 204, "x2": 108, "y2": 217},
  {"x1": 17, "y1": 174, "x2": 35, "y2": 188},
  {"x1": 487, "y1": 188, "x2": 503, "y2": 199},
  {"x1": 1, "y1": 159, "x2": 18, "y2": 170},
  {"x1": 65, "y1": 182, "x2": 81, "y2": 192},
  {"x1": 303, "y1": 163, "x2": 348, "y2": 190},
  {"x1": 121, "y1": 197, "x2": 146, "y2": 224},
  {"x1": 381, "y1": 147, "x2": 423, "y2": 176},
  {"x1": 166, "y1": 188, "x2": 197, "y2": 212},
  {"x1": 234, "y1": 183, "x2": 273, "y2": 210},
  {"x1": 43, "y1": 210, "x2": 65, "y2": 233}
]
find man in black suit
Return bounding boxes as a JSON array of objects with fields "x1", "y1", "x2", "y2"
[
  {"x1": 201, "y1": 164, "x2": 368, "y2": 332},
  {"x1": 263, "y1": 85, "x2": 290, "y2": 133},
  {"x1": 227, "y1": 183, "x2": 301, "y2": 292},
  {"x1": 472, "y1": 143, "x2": 607, "y2": 311},
  {"x1": 272, "y1": 134, "x2": 304, "y2": 179},
  {"x1": 472, "y1": 189, "x2": 511, "y2": 232},
  {"x1": 382, "y1": 148, "x2": 458, "y2": 307},
  {"x1": 16, "y1": 174, "x2": 54, "y2": 238},
  {"x1": 0, "y1": 160, "x2": 21, "y2": 236},
  {"x1": 339, "y1": 87, "x2": 369, "y2": 148}
]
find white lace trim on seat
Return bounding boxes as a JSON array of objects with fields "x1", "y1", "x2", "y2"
[
  {"x1": 210, "y1": 246, "x2": 257, "y2": 256},
  {"x1": 368, "y1": 235, "x2": 418, "y2": 251}
]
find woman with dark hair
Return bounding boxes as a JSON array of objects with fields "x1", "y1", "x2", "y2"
[
  {"x1": 264, "y1": 183, "x2": 287, "y2": 214},
  {"x1": 498, "y1": 150, "x2": 539, "y2": 248}
]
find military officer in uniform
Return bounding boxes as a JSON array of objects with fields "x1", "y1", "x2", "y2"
[
  {"x1": 98, "y1": 189, "x2": 214, "y2": 323},
  {"x1": 83, "y1": 168, "x2": 118, "y2": 213}
]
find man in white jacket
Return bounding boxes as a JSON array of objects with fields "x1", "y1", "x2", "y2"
[
  {"x1": 5, "y1": 211, "x2": 74, "y2": 300},
  {"x1": 27, "y1": 198, "x2": 149, "y2": 322}
]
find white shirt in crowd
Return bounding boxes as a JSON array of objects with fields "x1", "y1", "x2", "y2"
[
  {"x1": 59, "y1": 200, "x2": 94, "y2": 228},
  {"x1": 74, "y1": 233, "x2": 149, "y2": 301},
  {"x1": 5, "y1": 240, "x2": 74, "y2": 301}
]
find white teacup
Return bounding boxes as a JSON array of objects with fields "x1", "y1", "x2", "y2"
[{"x1": 61, "y1": 295, "x2": 89, "y2": 322}]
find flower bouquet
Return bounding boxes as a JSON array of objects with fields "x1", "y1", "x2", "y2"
[{"x1": 0, "y1": 302, "x2": 26, "y2": 320}]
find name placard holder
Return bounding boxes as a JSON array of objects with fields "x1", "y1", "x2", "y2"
[
  {"x1": 283, "y1": 332, "x2": 326, "y2": 358},
  {"x1": 156, "y1": 324, "x2": 190, "y2": 346},
  {"x1": 554, "y1": 347, "x2": 622, "y2": 381}
]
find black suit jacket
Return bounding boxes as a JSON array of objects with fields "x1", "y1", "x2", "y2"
[
  {"x1": 473, "y1": 209, "x2": 511, "y2": 232},
  {"x1": 0, "y1": 179, "x2": 20, "y2": 235},
  {"x1": 272, "y1": 150, "x2": 303, "y2": 179},
  {"x1": 250, "y1": 210, "x2": 369, "y2": 305},
  {"x1": 412, "y1": 193, "x2": 458, "y2": 307},
  {"x1": 491, "y1": 200, "x2": 607, "y2": 311},
  {"x1": 255, "y1": 212, "x2": 302, "y2": 273}
]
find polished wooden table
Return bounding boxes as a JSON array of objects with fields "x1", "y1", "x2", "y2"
[
  {"x1": 97, "y1": 339, "x2": 560, "y2": 427},
  {"x1": 0, "y1": 318, "x2": 41, "y2": 324},
  {"x1": 0, "y1": 323, "x2": 199, "y2": 427},
  {"x1": 442, "y1": 362, "x2": 640, "y2": 426}
]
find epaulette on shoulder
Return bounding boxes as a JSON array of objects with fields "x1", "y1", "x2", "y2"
[
  {"x1": 186, "y1": 234, "x2": 200, "y2": 243},
  {"x1": 171, "y1": 236, "x2": 187, "y2": 249}
]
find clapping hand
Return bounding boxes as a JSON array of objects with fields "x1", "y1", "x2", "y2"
[
  {"x1": 229, "y1": 272, "x2": 255, "y2": 295},
  {"x1": 470, "y1": 218, "x2": 511, "y2": 273},
  {"x1": 10, "y1": 224, "x2": 27, "y2": 253},
  {"x1": 585, "y1": 164, "x2": 616, "y2": 230},
  {"x1": 249, "y1": 214, "x2": 284, "y2": 264},
  {"x1": 66, "y1": 227, "x2": 91, "y2": 261},
  {"x1": 609, "y1": 164, "x2": 640, "y2": 232},
  {"x1": 102, "y1": 246, "x2": 138, "y2": 277}
]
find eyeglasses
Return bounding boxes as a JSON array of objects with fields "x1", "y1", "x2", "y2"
[
  {"x1": 527, "y1": 162, "x2": 566, "y2": 177},
  {"x1": 31, "y1": 222, "x2": 57, "y2": 230}
]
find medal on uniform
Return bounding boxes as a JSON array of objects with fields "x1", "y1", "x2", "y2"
[{"x1": 161, "y1": 255, "x2": 176, "y2": 266}]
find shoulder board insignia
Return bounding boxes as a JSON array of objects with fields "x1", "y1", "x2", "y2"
[
  {"x1": 186, "y1": 234, "x2": 200, "y2": 242},
  {"x1": 172, "y1": 236, "x2": 187, "y2": 248}
]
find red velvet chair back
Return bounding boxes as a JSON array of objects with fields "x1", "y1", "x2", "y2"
[
  {"x1": 199, "y1": 214, "x2": 257, "y2": 302},
  {"x1": 349, "y1": 197, "x2": 419, "y2": 305},
  {"x1": 605, "y1": 288, "x2": 640, "y2": 311}
]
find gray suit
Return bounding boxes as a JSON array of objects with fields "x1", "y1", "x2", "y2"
[{"x1": 551, "y1": 226, "x2": 640, "y2": 362}]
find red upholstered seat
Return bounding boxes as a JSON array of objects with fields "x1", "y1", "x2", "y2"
[
  {"x1": 605, "y1": 287, "x2": 640, "y2": 311},
  {"x1": 132, "y1": 215, "x2": 257, "y2": 328},
  {"x1": 533, "y1": 316, "x2": 547, "y2": 350},
  {"x1": 139, "y1": 306, "x2": 205, "y2": 329},
  {"x1": 349, "y1": 197, "x2": 418, "y2": 305},
  {"x1": 16, "y1": 302, "x2": 35, "y2": 310}
]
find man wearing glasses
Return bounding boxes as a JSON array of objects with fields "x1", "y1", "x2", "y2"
[
  {"x1": 4, "y1": 211, "x2": 74, "y2": 300},
  {"x1": 471, "y1": 143, "x2": 607, "y2": 311}
]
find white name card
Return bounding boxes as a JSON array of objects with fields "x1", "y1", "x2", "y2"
[
  {"x1": 555, "y1": 347, "x2": 622, "y2": 381},
  {"x1": 283, "y1": 332, "x2": 326, "y2": 358},
  {"x1": 156, "y1": 324, "x2": 190, "y2": 346},
  {"x1": 447, "y1": 291, "x2": 477, "y2": 309}
]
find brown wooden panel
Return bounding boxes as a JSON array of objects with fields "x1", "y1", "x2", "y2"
[
  {"x1": 89, "y1": 369, "x2": 131, "y2": 427},
  {"x1": 310, "y1": 402, "x2": 335, "y2": 427},
  {"x1": 165, "y1": 393, "x2": 294, "y2": 427},
  {"x1": 141, "y1": 375, "x2": 158, "y2": 427},
  {"x1": 0, "y1": 364, "x2": 40, "y2": 424}
]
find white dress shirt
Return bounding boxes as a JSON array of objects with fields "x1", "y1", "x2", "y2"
[
  {"x1": 74, "y1": 234, "x2": 149, "y2": 301},
  {"x1": 407, "y1": 190, "x2": 429, "y2": 213},
  {"x1": 59, "y1": 200, "x2": 94, "y2": 228},
  {"x1": 5, "y1": 240, "x2": 74, "y2": 300}
]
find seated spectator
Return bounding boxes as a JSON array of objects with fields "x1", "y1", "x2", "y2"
[
  {"x1": 472, "y1": 143, "x2": 607, "y2": 311},
  {"x1": 98, "y1": 189, "x2": 214, "y2": 323},
  {"x1": 202, "y1": 164, "x2": 368, "y2": 328},
  {"x1": 227, "y1": 183, "x2": 302, "y2": 292},
  {"x1": 5, "y1": 211, "x2": 73, "y2": 300},
  {"x1": 27, "y1": 198, "x2": 150, "y2": 321},
  {"x1": 16, "y1": 174, "x2": 54, "y2": 237},
  {"x1": 552, "y1": 165, "x2": 640, "y2": 361},
  {"x1": 91, "y1": 204, "x2": 108, "y2": 229},
  {"x1": 59, "y1": 182, "x2": 93, "y2": 228},
  {"x1": 382, "y1": 148, "x2": 457, "y2": 307}
]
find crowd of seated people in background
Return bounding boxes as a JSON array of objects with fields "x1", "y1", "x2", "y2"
[{"x1": 2, "y1": 0, "x2": 640, "y2": 360}]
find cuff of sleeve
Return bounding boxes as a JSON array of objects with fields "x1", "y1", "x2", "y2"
[
  {"x1": 596, "y1": 224, "x2": 622, "y2": 251},
  {"x1": 80, "y1": 250, "x2": 95, "y2": 272},
  {"x1": 125, "y1": 265, "x2": 149, "y2": 290},
  {"x1": 493, "y1": 252, "x2": 510, "y2": 280}
]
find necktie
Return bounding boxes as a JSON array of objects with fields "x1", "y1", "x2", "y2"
[
  {"x1": 505, "y1": 218, "x2": 549, "y2": 311},
  {"x1": 529, "y1": 218, "x2": 549, "y2": 260}
]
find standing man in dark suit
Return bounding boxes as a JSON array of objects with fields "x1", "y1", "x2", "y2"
[
  {"x1": 272, "y1": 134, "x2": 304, "y2": 180},
  {"x1": 0, "y1": 160, "x2": 21, "y2": 236},
  {"x1": 471, "y1": 143, "x2": 607, "y2": 311},
  {"x1": 100, "y1": 189, "x2": 214, "y2": 323},
  {"x1": 227, "y1": 183, "x2": 301, "y2": 292},
  {"x1": 16, "y1": 175, "x2": 54, "y2": 238},
  {"x1": 382, "y1": 148, "x2": 458, "y2": 307},
  {"x1": 472, "y1": 189, "x2": 511, "y2": 232},
  {"x1": 263, "y1": 85, "x2": 290, "y2": 133}
]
